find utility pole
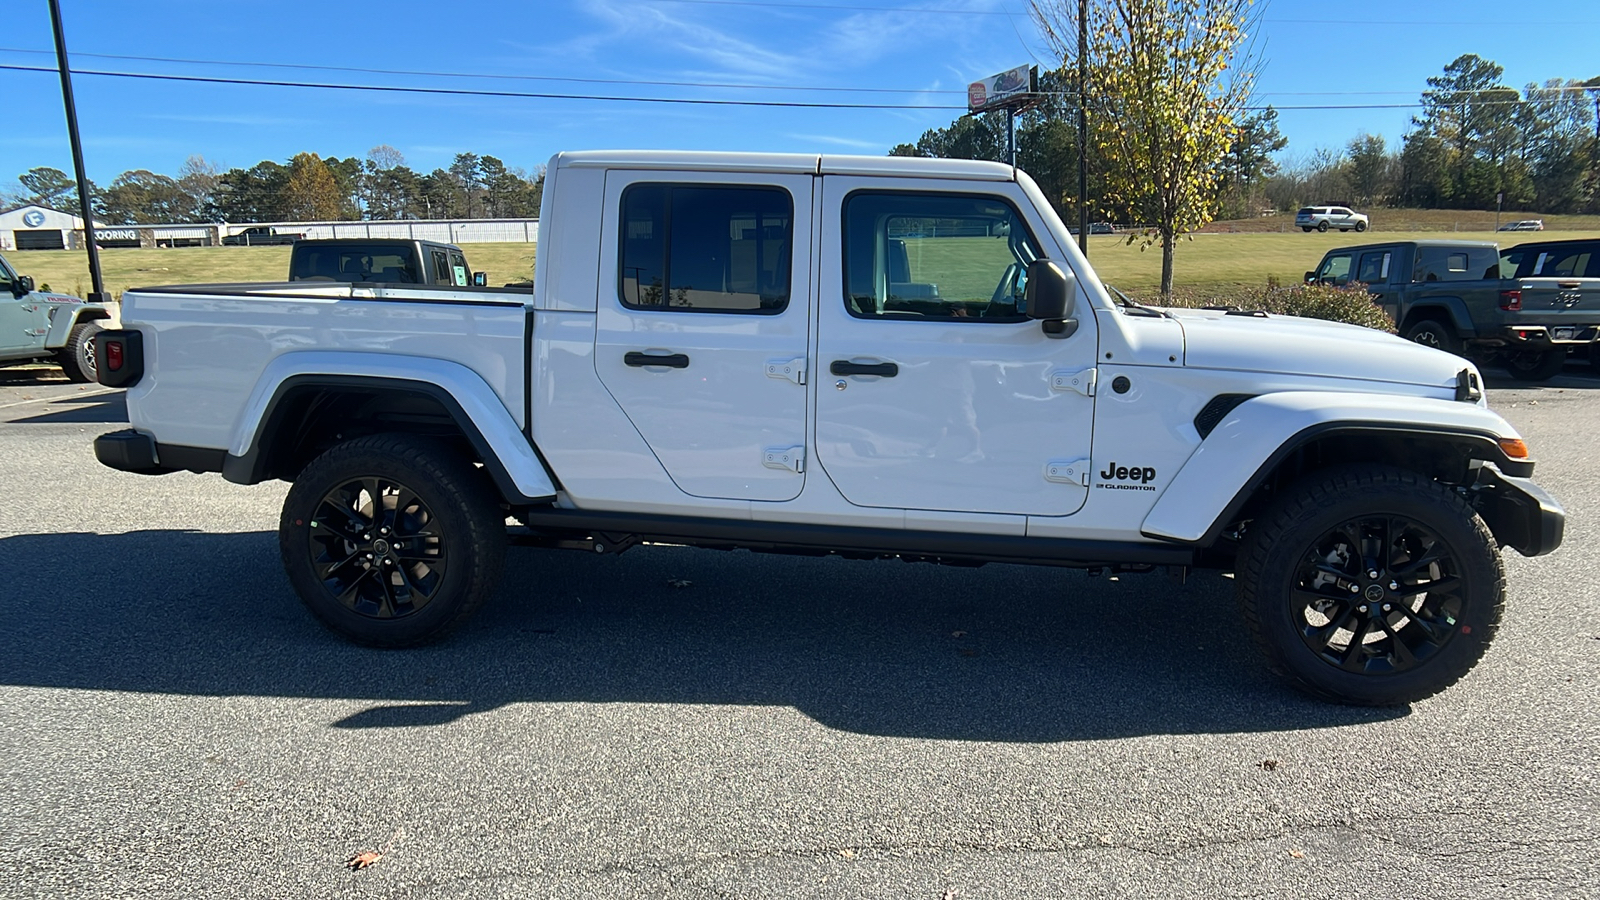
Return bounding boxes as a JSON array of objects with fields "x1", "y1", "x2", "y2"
[
  {"x1": 47, "y1": 0, "x2": 105, "y2": 301},
  {"x1": 1077, "y1": 0, "x2": 1089, "y2": 257}
]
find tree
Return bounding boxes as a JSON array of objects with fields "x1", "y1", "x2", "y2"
[
  {"x1": 280, "y1": 153, "x2": 345, "y2": 220},
  {"x1": 215, "y1": 161, "x2": 289, "y2": 222},
  {"x1": 177, "y1": 155, "x2": 222, "y2": 222},
  {"x1": 1346, "y1": 134, "x2": 1391, "y2": 206},
  {"x1": 98, "y1": 170, "x2": 190, "y2": 224},
  {"x1": 1217, "y1": 107, "x2": 1287, "y2": 217},
  {"x1": 18, "y1": 167, "x2": 80, "y2": 209},
  {"x1": 1033, "y1": 0, "x2": 1261, "y2": 295}
]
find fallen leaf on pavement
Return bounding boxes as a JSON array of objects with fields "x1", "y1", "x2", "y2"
[
  {"x1": 345, "y1": 851, "x2": 383, "y2": 870},
  {"x1": 1288, "y1": 848, "x2": 1305, "y2": 859}
]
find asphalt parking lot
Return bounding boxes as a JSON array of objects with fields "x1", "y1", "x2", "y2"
[{"x1": 1, "y1": 362, "x2": 1596, "y2": 899}]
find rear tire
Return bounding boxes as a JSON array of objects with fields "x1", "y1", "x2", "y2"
[
  {"x1": 1236, "y1": 465, "x2": 1504, "y2": 705},
  {"x1": 1402, "y1": 318, "x2": 1460, "y2": 355},
  {"x1": 279, "y1": 434, "x2": 506, "y2": 647},
  {"x1": 57, "y1": 320, "x2": 101, "y2": 383},
  {"x1": 1502, "y1": 349, "x2": 1566, "y2": 382},
  {"x1": 1301, "y1": 226, "x2": 1313, "y2": 233}
]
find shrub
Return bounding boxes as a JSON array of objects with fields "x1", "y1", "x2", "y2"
[{"x1": 1129, "y1": 282, "x2": 1396, "y2": 332}]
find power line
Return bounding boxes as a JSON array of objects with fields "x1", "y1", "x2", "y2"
[
  {"x1": 3, "y1": 48, "x2": 1590, "y2": 104},
  {"x1": 0, "y1": 45, "x2": 969, "y2": 95},
  {"x1": 644, "y1": 0, "x2": 1600, "y2": 24},
  {"x1": 0, "y1": 62, "x2": 1562, "y2": 112},
  {"x1": 0, "y1": 63, "x2": 970, "y2": 109}
]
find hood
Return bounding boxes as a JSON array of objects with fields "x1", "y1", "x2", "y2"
[{"x1": 1167, "y1": 308, "x2": 1469, "y2": 389}]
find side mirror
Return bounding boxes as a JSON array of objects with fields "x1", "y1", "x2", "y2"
[
  {"x1": 1304, "y1": 270, "x2": 1316, "y2": 283},
  {"x1": 13, "y1": 275, "x2": 35, "y2": 296},
  {"x1": 472, "y1": 271, "x2": 488, "y2": 287},
  {"x1": 1024, "y1": 260, "x2": 1079, "y2": 338}
]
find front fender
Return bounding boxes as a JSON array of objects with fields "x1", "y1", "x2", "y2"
[
  {"x1": 42, "y1": 302, "x2": 115, "y2": 349},
  {"x1": 223, "y1": 351, "x2": 556, "y2": 503},
  {"x1": 1140, "y1": 391, "x2": 1527, "y2": 545}
]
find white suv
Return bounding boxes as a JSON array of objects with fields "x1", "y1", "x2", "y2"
[{"x1": 1296, "y1": 206, "x2": 1369, "y2": 233}]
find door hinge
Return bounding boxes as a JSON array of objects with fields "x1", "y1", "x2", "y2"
[
  {"x1": 765, "y1": 357, "x2": 807, "y2": 385},
  {"x1": 1050, "y1": 367, "x2": 1097, "y2": 396},
  {"x1": 763, "y1": 445, "x2": 806, "y2": 473},
  {"x1": 1045, "y1": 458, "x2": 1091, "y2": 486}
]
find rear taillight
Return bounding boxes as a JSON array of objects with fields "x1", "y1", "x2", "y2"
[
  {"x1": 95, "y1": 329, "x2": 143, "y2": 388},
  {"x1": 1499, "y1": 289, "x2": 1522, "y2": 311}
]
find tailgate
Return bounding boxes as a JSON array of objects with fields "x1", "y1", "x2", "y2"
[{"x1": 1514, "y1": 277, "x2": 1600, "y2": 342}]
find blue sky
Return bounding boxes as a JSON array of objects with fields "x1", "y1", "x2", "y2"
[{"x1": 2, "y1": 0, "x2": 1597, "y2": 196}]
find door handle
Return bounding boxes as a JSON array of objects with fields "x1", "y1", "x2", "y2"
[
  {"x1": 1556, "y1": 281, "x2": 1582, "y2": 289},
  {"x1": 625, "y1": 351, "x2": 690, "y2": 369},
  {"x1": 830, "y1": 360, "x2": 898, "y2": 377}
]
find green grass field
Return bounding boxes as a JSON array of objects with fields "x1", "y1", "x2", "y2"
[{"x1": 8, "y1": 226, "x2": 1596, "y2": 300}]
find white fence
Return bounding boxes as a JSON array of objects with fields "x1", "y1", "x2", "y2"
[{"x1": 234, "y1": 218, "x2": 539, "y2": 244}]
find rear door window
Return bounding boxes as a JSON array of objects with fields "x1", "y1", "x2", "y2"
[
  {"x1": 619, "y1": 184, "x2": 793, "y2": 313},
  {"x1": 1357, "y1": 250, "x2": 1391, "y2": 285}
]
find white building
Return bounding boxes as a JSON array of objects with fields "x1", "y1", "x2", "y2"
[
  {"x1": 0, "y1": 204, "x2": 83, "y2": 251},
  {"x1": 0, "y1": 204, "x2": 539, "y2": 251}
]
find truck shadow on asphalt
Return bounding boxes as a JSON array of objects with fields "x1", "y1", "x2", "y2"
[
  {"x1": 0, "y1": 529, "x2": 1405, "y2": 741},
  {"x1": 8, "y1": 391, "x2": 126, "y2": 424}
]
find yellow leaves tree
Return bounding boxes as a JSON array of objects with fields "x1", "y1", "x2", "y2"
[
  {"x1": 1033, "y1": 0, "x2": 1261, "y2": 295},
  {"x1": 281, "y1": 152, "x2": 345, "y2": 221}
]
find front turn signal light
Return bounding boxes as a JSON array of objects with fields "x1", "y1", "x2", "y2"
[{"x1": 1497, "y1": 438, "x2": 1530, "y2": 459}]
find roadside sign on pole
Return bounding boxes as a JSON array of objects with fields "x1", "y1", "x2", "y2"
[{"x1": 968, "y1": 65, "x2": 1040, "y2": 114}]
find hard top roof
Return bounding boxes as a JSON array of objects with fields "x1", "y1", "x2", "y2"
[{"x1": 550, "y1": 150, "x2": 1016, "y2": 182}]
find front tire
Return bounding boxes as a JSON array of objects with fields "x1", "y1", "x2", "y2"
[
  {"x1": 1502, "y1": 348, "x2": 1566, "y2": 382},
  {"x1": 1236, "y1": 465, "x2": 1504, "y2": 705},
  {"x1": 1355, "y1": 221, "x2": 1368, "y2": 232},
  {"x1": 1317, "y1": 221, "x2": 1330, "y2": 232},
  {"x1": 57, "y1": 320, "x2": 102, "y2": 383},
  {"x1": 279, "y1": 434, "x2": 506, "y2": 647}
]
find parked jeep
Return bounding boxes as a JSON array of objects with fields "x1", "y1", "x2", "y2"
[
  {"x1": 287, "y1": 239, "x2": 486, "y2": 287},
  {"x1": 93, "y1": 150, "x2": 1564, "y2": 706},
  {"x1": 1306, "y1": 238, "x2": 1595, "y2": 381},
  {"x1": 0, "y1": 252, "x2": 115, "y2": 381}
]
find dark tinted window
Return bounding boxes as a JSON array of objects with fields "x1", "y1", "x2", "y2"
[
  {"x1": 1412, "y1": 246, "x2": 1496, "y2": 283},
  {"x1": 619, "y1": 184, "x2": 792, "y2": 313},
  {"x1": 289, "y1": 245, "x2": 419, "y2": 283},
  {"x1": 1517, "y1": 245, "x2": 1597, "y2": 278},
  {"x1": 430, "y1": 249, "x2": 451, "y2": 285},
  {"x1": 843, "y1": 191, "x2": 1040, "y2": 320},
  {"x1": 1357, "y1": 250, "x2": 1391, "y2": 284}
]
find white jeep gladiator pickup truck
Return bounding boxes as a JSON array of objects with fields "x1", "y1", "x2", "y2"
[{"x1": 91, "y1": 151, "x2": 1564, "y2": 705}]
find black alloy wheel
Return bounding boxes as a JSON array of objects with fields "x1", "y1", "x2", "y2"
[
  {"x1": 1237, "y1": 465, "x2": 1503, "y2": 705},
  {"x1": 1289, "y1": 514, "x2": 1464, "y2": 676},
  {"x1": 280, "y1": 434, "x2": 505, "y2": 646},
  {"x1": 306, "y1": 475, "x2": 447, "y2": 621}
]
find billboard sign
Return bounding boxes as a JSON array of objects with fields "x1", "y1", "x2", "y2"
[{"x1": 968, "y1": 65, "x2": 1037, "y2": 113}]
